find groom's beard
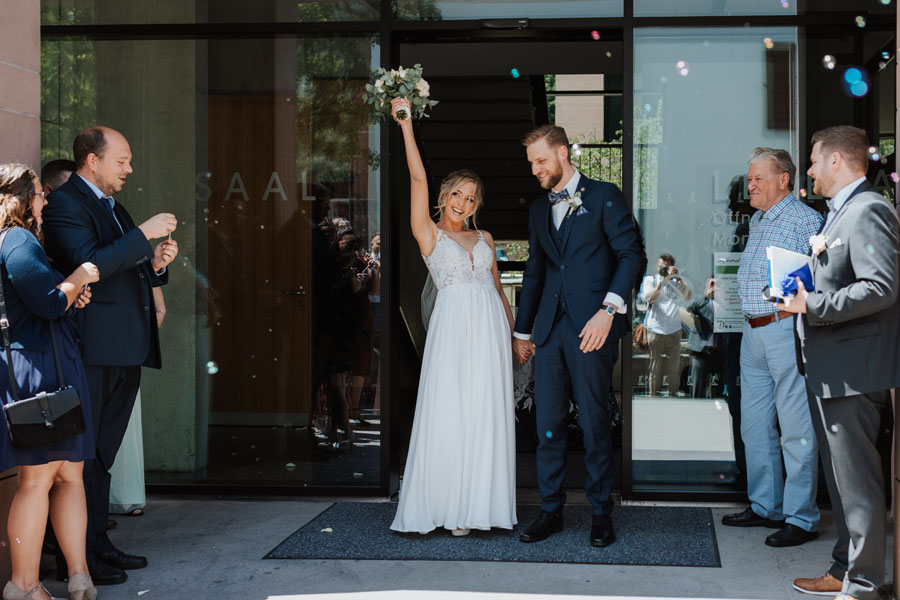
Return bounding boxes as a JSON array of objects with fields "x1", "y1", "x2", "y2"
[{"x1": 539, "y1": 160, "x2": 564, "y2": 190}]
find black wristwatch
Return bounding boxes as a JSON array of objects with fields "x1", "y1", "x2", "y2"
[{"x1": 604, "y1": 304, "x2": 617, "y2": 316}]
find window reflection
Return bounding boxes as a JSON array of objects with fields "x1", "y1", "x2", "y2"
[
  {"x1": 631, "y1": 28, "x2": 796, "y2": 490},
  {"x1": 41, "y1": 36, "x2": 382, "y2": 487}
]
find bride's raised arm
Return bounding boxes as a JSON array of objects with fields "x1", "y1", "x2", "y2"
[{"x1": 391, "y1": 97, "x2": 436, "y2": 256}]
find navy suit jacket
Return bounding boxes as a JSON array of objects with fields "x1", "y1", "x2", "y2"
[
  {"x1": 42, "y1": 174, "x2": 166, "y2": 368},
  {"x1": 514, "y1": 175, "x2": 642, "y2": 346}
]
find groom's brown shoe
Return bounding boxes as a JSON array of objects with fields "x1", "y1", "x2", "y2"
[{"x1": 519, "y1": 510, "x2": 563, "y2": 543}]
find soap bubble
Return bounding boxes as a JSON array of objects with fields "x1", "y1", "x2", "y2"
[
  {"x1": 831, "y1": 424, "x2": 839, "y2": 433},
  {"x1": 868, "y1": 146, "x2": 881, "y2": 161},
  {"x1": 882, "y1": 51, "x2": 890, "y2": 60},
  {"x1": 855, "y1": 15, "x2": 866, "y2": 28},
  {"x1": 822, "y1": 55, "x2": 836, "y2": 70},
  {"x1": 591, "y1": 30, "x2": 600, "y2": 40},
  {"x1": 206, "y1": 361, "x2": 219, "y2": 374},
  {"x1": 545, "y1": 430, "x2": 553, "y2": 438},
  {"x1": 799, "y1": 188, "x2": 807, "y2": 197},
  {"x1": 891, "y1": 172, "x2": 899, "y2": 183},
  {"x1": 763, "y1": 37, "x2": 774, "y2": 49},
  {"x1": 605, "y1": 51, "x2": 612, "y2": 58},
  {"x1": 800, "y1": 438, "x2": 808, "y2": 446},
  {"x1": 510, "y1": 68, "x2": 520, "y2": 78},
  {"x1": 879, "y1": 0, "x2": 891, "y2": 4}
]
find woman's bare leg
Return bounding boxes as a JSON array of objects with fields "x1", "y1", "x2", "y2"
[
  {"x1": 8, "y1": 462, "x2": 61, "y2": 600},
  {"x1": 49, "y1": 460, "x2": 89, "y2": 578}
]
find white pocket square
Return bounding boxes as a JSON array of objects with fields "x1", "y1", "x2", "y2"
[
  {"x1": 829, "y1": 238, "x2": 843, "y2": 248},
  {"x1": 575, "y1": 206, "x2": 588, "y2": 216}
]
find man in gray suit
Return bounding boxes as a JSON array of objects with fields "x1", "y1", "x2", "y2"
[{"x1": 783, "y1": 126, "x2": 900, "y2": 600}]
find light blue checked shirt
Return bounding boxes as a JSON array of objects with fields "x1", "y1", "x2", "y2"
[{"x1": 738, "y1": 193, "x2": 823, "y2": 318}]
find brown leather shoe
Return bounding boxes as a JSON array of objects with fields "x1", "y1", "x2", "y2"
[{"x1": 792, "y1": 573, "x2": 842, "y2": 596}]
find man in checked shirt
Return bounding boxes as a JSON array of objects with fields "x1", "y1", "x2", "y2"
[{"x1": 720, "y1": 147, "x2": 824, "y2": 548}]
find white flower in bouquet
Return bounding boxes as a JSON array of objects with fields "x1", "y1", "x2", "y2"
[{"x1": 362, "y1": 63, "x2": 439, "y2": 123}]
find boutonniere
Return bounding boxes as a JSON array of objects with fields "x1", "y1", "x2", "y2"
[
  {"x1": 809, "y1": 234, "x2": 828, "y2": 256},
  {"x1": 565, "y1": 189, "x2": 585, "y2": 219}
]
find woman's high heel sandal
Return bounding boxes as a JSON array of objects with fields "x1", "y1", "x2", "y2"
[
  {"x1": 2, "y1": 581, "x2": 62, "y2": 600},
  {"x1": 67, "y1": 574, "x2": 97, "y2": 600}
]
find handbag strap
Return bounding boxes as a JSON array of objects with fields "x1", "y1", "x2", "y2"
[{"x1": 0, "y1": 228, "x2": 69, "y2": 403}]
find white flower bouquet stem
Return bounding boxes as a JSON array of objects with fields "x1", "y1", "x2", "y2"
[{"x1": 362, "y1": 63, "x2": 439, "y2": 123}]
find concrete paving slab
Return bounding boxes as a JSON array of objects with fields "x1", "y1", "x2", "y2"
[{"x1": 40, "y1": 497, "x2": 892, "y2": 600}]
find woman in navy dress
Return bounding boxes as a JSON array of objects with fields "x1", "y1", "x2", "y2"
[{"x1": 0, "y1": 164, "x2": 99, "y2": 600}]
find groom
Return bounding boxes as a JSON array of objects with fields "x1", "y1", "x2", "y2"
[{"x1": 513, "y1": 125, "x2": 641, "y2": 547}]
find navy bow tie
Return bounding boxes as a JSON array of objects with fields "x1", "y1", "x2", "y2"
[{"x1": 548, "y1": 189, "x2": 570, "y2": 205}]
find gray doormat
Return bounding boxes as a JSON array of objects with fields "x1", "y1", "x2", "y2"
[{"x1": 265, "y1": 503, "x2": 721, "y2": 567}]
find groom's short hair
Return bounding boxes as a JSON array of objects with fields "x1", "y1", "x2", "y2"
[
  {"x1": 810, "y1": 126, "x2": 869, "y2": 173},
  {"x1": 522, "y1": 125, "x2": 570, "y2": 157}
]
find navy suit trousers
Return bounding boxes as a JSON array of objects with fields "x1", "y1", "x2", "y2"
[{"x1": 533, "y1": 308, "x2": 618, "y2": 516}]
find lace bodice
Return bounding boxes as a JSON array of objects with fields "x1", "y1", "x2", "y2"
[{"x1": 423, "y1": 229, "x2": 494, "y2": 290}]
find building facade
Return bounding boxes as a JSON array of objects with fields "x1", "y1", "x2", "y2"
[{"x1": 8, "y1": 0, "x2": 898, "y2": 503}]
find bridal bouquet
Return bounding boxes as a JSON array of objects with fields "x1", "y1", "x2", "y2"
[{"x1": 363, "y1": 64, "x2": 438, "y2": 122}]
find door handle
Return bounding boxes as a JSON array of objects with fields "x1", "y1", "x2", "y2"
[{"x1": 284, "y1": 287, "x2": 306, "y2": 296}]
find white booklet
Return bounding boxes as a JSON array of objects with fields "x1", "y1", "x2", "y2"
[{"x1": 766, "y1": 246, "x2": 811, "y2": 298}]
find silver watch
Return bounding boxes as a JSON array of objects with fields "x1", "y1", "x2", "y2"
[{"x1": 604, "y1": 305, "x2": 617, "y2": 316}]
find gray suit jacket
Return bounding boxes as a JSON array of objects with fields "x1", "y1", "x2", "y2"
[{"x1": 800, "y1": 182, "x2": 900, "y2": 398}]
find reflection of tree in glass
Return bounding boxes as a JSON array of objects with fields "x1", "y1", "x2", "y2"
[
  {"x1": 392, "y1": 0, "x2": 443, "y2": 20},
  {"x1": 295, "y1": 37, "x2": 376, "y2": 185},
  {"x1": 297, "y1": 1, "x2": 380, "y2": 21},
  {"x1": 633, "y1": 97, "x2": 663, "y2": 210},
  {"x1": 40, "y1": 7, "x2": 98, "y2": 165}
]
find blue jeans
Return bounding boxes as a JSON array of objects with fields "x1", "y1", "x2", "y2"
[{"x1": 740, "y1": 316, "x2": 819, "y2": 531}]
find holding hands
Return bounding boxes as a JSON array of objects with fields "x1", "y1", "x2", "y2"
[{"x1": 513, "y1": 338, "x2": 535, "y2": 365}]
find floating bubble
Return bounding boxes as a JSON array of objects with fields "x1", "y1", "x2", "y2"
[
  {"x1": 591, "y1": 30, "x2": 600, "y2": 40},
  {"x1": 719, "y1": 473, "x2": 725, "y2": 480},
  {"x1": 781, "y1": 0, "x2": 789, "y2": 6},
  {"x1": 799, "y1": 188, "x2": 807, "y2": 197},
  {"x1": 850, "y1": 81, "x2": 869, "y2": 97},
  {"x1": 679, "y1": 67, "x2": 689, "y2": 76},
  {"x1": 831, "y1": 424, "x2": 839, "y2": 433},
  {"x1": 572, "y1": 143, "x2": 580, "y2": 150},
  {"x1": 868, "y1": 146, "x2": 880, "y2": 161},
  {"x1": 574, "y1": 149, "x2": 583, "y2": 157},
  {"x1": 891, "y1": 172, "x2": 899, "y2": 183},
  {"x1": 605, "y1": 51, "x2": 612, "y2": 58},
  {"x1": 866, "y1": 244, "x2": 875, "y2": 254},
  {"x1": 844, "y1": 68, "x2": 863, "y2": 83},
  {"x1": 285, "y1": 462, "x2": 296, "y2": 470},
  {"x1": 855, "y1": 15, "x2": 866, "y2": 28},
  {"x1": 881, "y1": 157, "x2": 889, "y2": 164},
  {"x1": 353, "y1": 472, "x2": 364, "y2": 479},
  {"x1": 643, "y1": 103, "x2": 652, "y2": 112},
  {"x1": 800, "y1": 438, "x2": 808, "y2": 446},
  {"x1": 676, "y1": 60, "x2": 685, "y2": 68},
  {"x1": 205, "y1": 361, "x2": 219, "y2": 374},
  {"x1": 882, "y1": 51, "x2": 891, "y2": 60},
  {"x1": 714, "y1": 400, "x2": 723, "y2": 410},
  {"x1": 510, "y1": 68, "x2": 520, "y2": 78},
  {"x1": 545, "y1": 430, "x2": 553, "y2": 438},
  {"x1": 822, "y1": 55, "x2": 836, "y2": 70},
  {"x1": 880, "y1": 0, "x2": 892, "y2": 4},
  {"x1": 763, "y1": 37, "x2": 774, "y2": 49}
]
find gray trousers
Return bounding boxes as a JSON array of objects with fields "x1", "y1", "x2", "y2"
[{"x1": 808, "y1": 386, "x2": 888, "y2": 600}]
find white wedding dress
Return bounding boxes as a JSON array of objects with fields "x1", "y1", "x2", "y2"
[{"x1": 391, "y1": 229, "x2": 517, "y2": 533}]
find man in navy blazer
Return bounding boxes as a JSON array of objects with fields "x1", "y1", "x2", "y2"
[
  {"x1": 513, "y1": 125, "x2": 641, "y2": 547},
  {"x1": 42, "y1": 126, "x2": 178, "y2": 585}
]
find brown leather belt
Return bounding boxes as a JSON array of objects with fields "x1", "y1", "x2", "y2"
[{"x1": 746, "y1": 311, "x2": 791, "y2": 329}]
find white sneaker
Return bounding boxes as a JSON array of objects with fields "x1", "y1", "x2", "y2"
[{"x1": 451, "y1": 528, "x2": 470, "y2": 537}]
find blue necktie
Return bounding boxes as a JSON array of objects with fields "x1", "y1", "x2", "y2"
[
  {"x1": 548, "y1": 189, "x2": 569, "y2": 205},
  {"x1": 104, "y1": 197, "x2": 124, "y2": 234}
]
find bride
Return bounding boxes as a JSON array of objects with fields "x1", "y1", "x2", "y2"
[{"x1": 389, "y1": 97, "x2": 517, "y2": 535}]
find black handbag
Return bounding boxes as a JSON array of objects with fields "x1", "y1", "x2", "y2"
[{"x1": 0, "y1": 229, "x2": 85, "y2": 450}]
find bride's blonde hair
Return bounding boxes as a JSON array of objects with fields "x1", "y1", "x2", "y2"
[{"x1": 435, "y1": 169, "x2": 484, "y2": 229}]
